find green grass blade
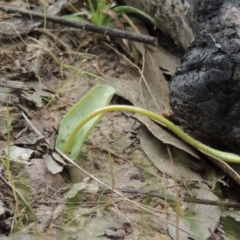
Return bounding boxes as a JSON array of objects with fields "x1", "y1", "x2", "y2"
[
  {"x1": 63, "y1": 14, "x2": 88, "y2": 22},
  {"x1": 56, "y1": 85, "x2": 115, "y2": 160},
  {"x1": 87, "y1": 0, "x2": 95, "y2": 13},
  {"x1": 113, "y1": 6, "x2": 162, "y2": 30}
]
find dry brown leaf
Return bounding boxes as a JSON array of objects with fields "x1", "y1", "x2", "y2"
[
  {"x1": 128, "y1": 23, "x2": 180, "y2": 75},
  {"x1": 140, "y1": 46, "x2": 171, "y2": 113}
]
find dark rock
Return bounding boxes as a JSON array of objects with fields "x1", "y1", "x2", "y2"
[
  {"x1": 169, "y1": 0, "x2": 240, "y2": 152},
  {"x1": 170, "y1": 30, "x2": 240, "y2": 152}
]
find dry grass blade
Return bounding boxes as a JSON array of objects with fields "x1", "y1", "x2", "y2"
[{"x1": 55, "y1": 147, "x2": 190, "y2": 233}]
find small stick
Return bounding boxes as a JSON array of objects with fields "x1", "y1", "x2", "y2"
[
  {"x1": 0, "y1": 5, "x2": 158, "y2": 45},
  {"x1": 118, "y1": 188, "x2": 240, "y2": 209},
  {"x1": 21, "y1": 111, "x2": 44, "y2": 139}
]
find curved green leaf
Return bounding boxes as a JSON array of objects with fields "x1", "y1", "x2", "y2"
[
  {"x1": 63, "y1": 14, "x2": 88, "y2": 22},
  {"x1": 113, "y1": 6, "x2": 162, "y2": 30},
  {"x1": 56, "y1": 85, "x2": 115, "y2": 160}
]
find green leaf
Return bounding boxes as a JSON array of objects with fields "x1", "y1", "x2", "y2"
[
  {"x1": 113, "y1": 6, "x2": 162, "y2": 30},
  {"x1": 87, "y1": 0, "x2": 95, "y2": 14},
  {"x1": 56, "y1": 85, "x2": 115, "y2": 160},
  {"x1": 63, "y1": 12, "x2": 89, "y2": 22}
]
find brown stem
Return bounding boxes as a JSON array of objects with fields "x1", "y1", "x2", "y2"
[
  {"x1": 0, "y1": 5, "x2": 158, "y2": 45},
  {"x1": 118, "y1": 188, "x2": 240, "y2": 209}
]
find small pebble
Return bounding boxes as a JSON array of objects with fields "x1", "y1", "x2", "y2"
[
  {"x1": 115, "y1": 66, "x2": 125, "y2": 74},
  {"x1": 105, "y1": 69, "x2": 116, "y2": 77}
]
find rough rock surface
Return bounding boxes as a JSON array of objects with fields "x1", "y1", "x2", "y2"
[
  {"x1": 122, "y1": 0, "x2": 240, "y2": 151},
  {"x1": 170, "y1": 0, "x2": 240, "y2": 152}
]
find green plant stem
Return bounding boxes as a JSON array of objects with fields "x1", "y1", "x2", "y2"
[
  {"x1": 41, "y1": 0, "x2": 47, "y2": 29},
  {"x1": 63, "y1": 105, "x2": 240, "y2": 163}
]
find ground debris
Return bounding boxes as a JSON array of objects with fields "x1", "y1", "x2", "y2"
[{"x1": 0, "y1": 1, "x2": 232, "y2": 239}]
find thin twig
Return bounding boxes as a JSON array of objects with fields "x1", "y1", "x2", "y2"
[
  {"x1": 167, "y1": 146, "x2": 180, "y2": 240},
  {"x1": 55, "y1": 148, "x2": 190, "y2": 233},
  {"x1": 34, "y1": 189, "x2": 240, "y2": 208},
  {"x1": 21, "y1": 111, "x2": 51, "y2": 145},
  {"x1": 21, "y1": 111, "x2": 43, "y2": 138},
  {"x1": 0, "y1": 5, "x2": 158, "y2": 45},
  {"x1": 119, "y1": 188, "x2": 240, "y2": 209}
]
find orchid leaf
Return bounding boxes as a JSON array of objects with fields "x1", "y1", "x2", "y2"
[{"x1": 56, "y1": 85, "x2": 115, "y2": 160}]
